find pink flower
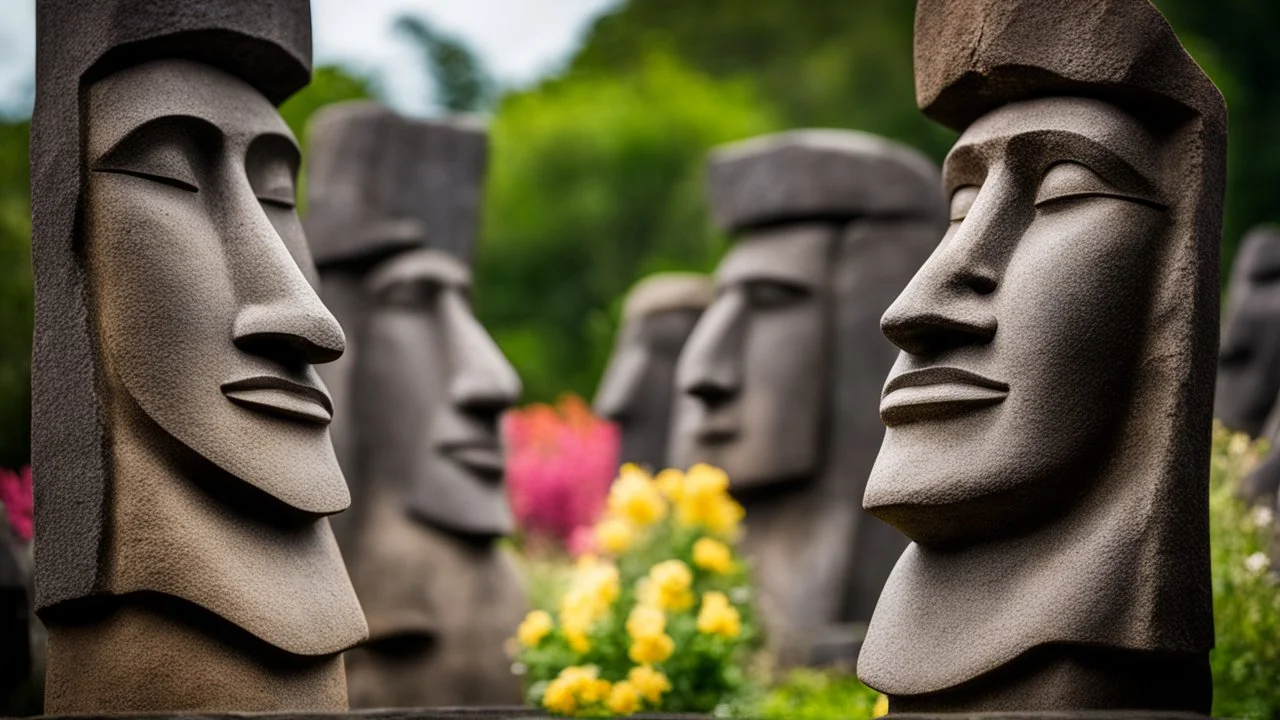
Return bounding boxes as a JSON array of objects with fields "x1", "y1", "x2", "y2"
[
  {"x1": 0, "y1": 466, "x2": 33, "y2": 542},
  {"x1": 504, "y1": 395, "x2": 619, "y2": 552}
]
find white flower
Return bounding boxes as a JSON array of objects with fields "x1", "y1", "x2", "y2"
[
  {"x1": 1244, "y1": 551, "x2": 1271, "y2": 575},
  {"x1": 1251, "y1": 506, "x2": 1274, "y2": 529}
]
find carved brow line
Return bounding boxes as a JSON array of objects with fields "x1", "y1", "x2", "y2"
[
  {"x1": 246, "y1": 131, "x2": 302, "y2": 170},
  {"x1": 943, "y1": 130, "x2": 1161, "y2": 201},
  {"x1": 716, "y1": 271, "x2": 819, "y2": 291},
  {"x1": 94, "y1": 114, "x2": 221, "y2": 164}
]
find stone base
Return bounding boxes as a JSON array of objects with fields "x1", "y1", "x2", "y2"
[{"x1": 28, "y1": 709, "x2": 1213, "y2": 720}]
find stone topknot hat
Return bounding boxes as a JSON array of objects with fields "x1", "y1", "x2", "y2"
[{"x1": 305, "y1": 101, "x2": 488, "y2": 267}]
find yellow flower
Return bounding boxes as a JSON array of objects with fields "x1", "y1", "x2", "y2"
[
  {"x1": 626, "y1": 605, "x2": 675, "y2": 664},
  {"x1": 607, "y1": 464, "x2": 668, "y2": 526},
  {"x1": 558, "y1": 556, "x2": 620, "y2": 649},
  {"x1": 517, "y1": 609, "x2": 553, "y2": 647},
  {"x1": 692, "y1": 537, "x2": 734, "y2": 574},
  {"x1": 639, "y1": 559, "x2": 694, "y2": 611},
  {"x1": 629, "y1": 630, "x2": 675, "y2": 664},
  {"x1": 544, "y1": 666, "x2": 610, "y2": 715},
  {"x1": 873, "y1": 693, "x2": 889, "y2": 718},
  {"x1": 696, "y1": 591, "x2": 742, "y2": 639},
  {"x1": 543, "y1": 677, "x2": 578, "y2": 715},
  {"x1": 626, "y1": 604, "x2": 667, "y2": 640},
  {"x1": 676, "y1": 464, "x2": 744, "y2": 537},
  {"x1": 595, "y1": 517, "x2": 636, "y2": 554},
  {"x1": 579, "y1": 678, "x2": 612, "y2": 705},
  {"x1": 655, "y1": 468, "x2": 685, "y2": 501},
  {"x1": 564, "y1": 625, "x2": 591, "y2": 653},
  {"x1": 607, "y1": 681, "x2": 642, "y2": 714},
  {"x1": 627, "y1": 665, "x2": 672, "y2": 703}
]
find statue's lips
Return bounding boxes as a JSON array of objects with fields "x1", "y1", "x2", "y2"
[
  {"x1": 442, "y1": 443, "x2": 505, "y2": 480},
  {"x1": 880, "y1": 366, "x2": 1008, "y2": 427},
  {"x1": 221, "y1": 375, "x2": 333, "y2": 425}
]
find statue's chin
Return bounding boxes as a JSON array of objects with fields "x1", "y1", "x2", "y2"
[{"x1": 125, "y1": 379, "x2": 349, "y2": 517}]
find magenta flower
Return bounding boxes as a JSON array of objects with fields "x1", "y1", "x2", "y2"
[
  {"x1": 504, "y1": 395, "x2": 620, "y2": 552},
  {"x1": 0, "y1": 465, "x2": 33, "y2": 542}
]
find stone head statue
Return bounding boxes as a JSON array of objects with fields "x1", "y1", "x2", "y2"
[
  {"x1": 595, "y1": 273, "x2": 713, "y2": 469},
  {"x1": 30, "y1": 0, "x2": 367, "y2": 711},
  {"x1": 307, "y1": 102, "x2": 526, "y2": 707},
  {"x1": 671, "y1": 130, "x2": 944, "y2": 666},
  {"x1": 857, "y1": 0, "x2": 1226, "y2": 712},
  {"x1": 1217, "y1": 225, "x2": 1280, "y2": 437}
]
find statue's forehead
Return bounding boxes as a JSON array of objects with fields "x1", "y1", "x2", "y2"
[
  {"x1": 86, "y1": 58, "x2": 295, "y2": 158},
  {"x1": 716, "y1": 223, "x2": 834, "y2": 288},
  {"x1": 949, "y1": 96, "x2": 1159, "y2": 177}
]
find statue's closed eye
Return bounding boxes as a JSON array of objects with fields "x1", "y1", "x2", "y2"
[
  {"x1": 1034, "y1": 161, "x2": 1160, "y2": 209},
  {"x1": 93, "y1": 137, "x2": 198, "y2": 192},
  {"x1": 949, "y1": 186, "x2": 980, "y2": 223},
  {"x1": 745, "y1": 279, "x2": 808, "y2": 309}
]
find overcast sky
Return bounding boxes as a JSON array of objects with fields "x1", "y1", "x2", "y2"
[{"x1": 0, "y1": 0, "x2": 621, "y2": 117}]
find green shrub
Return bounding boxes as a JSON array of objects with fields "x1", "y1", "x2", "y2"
[{"x1": 1210, "y1": 424, "x2": 1280, "y2": 719}]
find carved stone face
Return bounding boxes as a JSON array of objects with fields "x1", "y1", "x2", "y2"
[
  {"x1": 595, "y1": 307, "x2": 702, "y2": 469},
  {"x1": 1216, "y1": 228, "x2": 1280, "y2": 437},
  {"x1": 85, "y1": 59, "x2": 348, "y2": 514},
  {"x1": 672, "y1": 225, "x2": 830, "y2": 488},
  {"x1": 865, "y1": 97, "x2": 1168, "y2": 546},
  {"x1": 357, "y1": 249, "x2": 521, "y2": 536}
]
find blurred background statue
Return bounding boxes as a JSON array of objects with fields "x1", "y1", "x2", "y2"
[
  {"x1": 670, "y1": 129, "x2": 945, "y2": 667},
  {"x1": 31, "y1": 0, "x2": 367, "y2": 711},
  {"x1": 1217, "y1": 225, "x2": 1280, "y2": 438},
  {"x1": 595, "y1": 273, "x2": 712, "y2": 470},
  {"x1": 308, "y1": 101, "x2": 527, "y2": 708}
]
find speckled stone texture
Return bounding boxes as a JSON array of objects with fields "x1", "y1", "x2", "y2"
[
  {"x1": 670, "y1": 130, "x2": 945, "y2": 666},
  {"x1": 307, "y1": 102, "x2": 527, "y2": 708},
  {"x1": 32, "y1": 0, "x2": 366, "y2": 711},
  {"x1": 1217, "y1": 225, "x2": 1280, "y2": 437},
  {"x1": 595, "y1": 274, "x2": 713, "y2": 470},
  {"x1": 858, "y1": 0, "x2": 1226, "y2": 712}
]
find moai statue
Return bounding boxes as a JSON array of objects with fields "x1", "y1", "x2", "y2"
[
  {"x1": 671, "y1": 130, "x2": 945, "y2": 666},
  {"x1": 595, "y1": 274, "x2": 714, "y2": 470},
  {"x1": 307, "y1": 102, "x2": 527, "y2": 708},
  {"x1": 857, "y1": 0, "x2": 1226, "y2": 712},
  {"x1": 30, "y1": 0, "x2": 367, "y2": 712},
  {"x1": 1217, "y1": 226, "x2": 1280, "y2": 437}
]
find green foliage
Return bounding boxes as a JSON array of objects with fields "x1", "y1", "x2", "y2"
[
  {"x1": 395, "y1": 15, "x2": 494, "y2": 113},
  {"x1": 732, "y1": 668, "x2": 882, "y2": 720},
  {"x1": 1209, "y1": 425, "x2": 1280, "y2": 720},
  {"x1": 570, "y1": 0, "x2": 955, "y2": 161},
  {"x1": 478, "y1": 51, "x2": 779, "y2": 403},
  {"x1": 279, "y1": 65, "x2": 379, "y2": 145},
  {"x1": 0, "y1": 119, "x2": 31, "y2": 469}
]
